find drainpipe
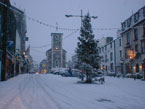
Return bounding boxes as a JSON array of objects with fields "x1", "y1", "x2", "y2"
[{"x1": 114, "y1": 40, "x2": 117, "y2": 75}]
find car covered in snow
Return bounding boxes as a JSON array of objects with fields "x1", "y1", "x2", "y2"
[
  {"x1": 59, "y1": 68, "x2": 68, "y2": 76},
  {"x1": 61, "y1": 70, "x2": 72, "y2": 77},
  {"x1": 51, "y1": 68, "x2": 60, "y2": 75},
  {"x1": 91, "y1": 71, "x2": 105, "y2": 84},
  {"x1": 125, "y1": 73, "x2": 143, "y2": 79}
]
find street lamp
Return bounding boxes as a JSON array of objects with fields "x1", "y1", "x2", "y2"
[
  {"x1": 65, "y1": 10, "x2": 98, "y2": 28},
  {"x1": 65, "y1": 15, "x2": 73, "y2": 17}
]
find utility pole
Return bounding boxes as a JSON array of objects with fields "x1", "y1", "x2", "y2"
[{"x1": 1, "y1": 0, "x2": 10, "y2": 81}]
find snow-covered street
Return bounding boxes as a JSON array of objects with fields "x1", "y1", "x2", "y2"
[{"x1": 0, "y1": 74, "x2": 145, "y2": 109}]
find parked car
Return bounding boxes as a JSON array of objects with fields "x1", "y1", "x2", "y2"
[
  {"x1": 107, "y1": 71, "x2": 116, "y2": 77},
  {"x1": 61, "y1": 70, "x2": 72, "y2": 77},
  {"x1": 51, "y1": 68, "x2": 60, "y2": 75},
  {"x1": 125, "y1": 73, "x2": 143, "y2": 79},
  {"x1": 125, "y1": 73, "x2": 133, "y2": 78},
  {"x1": 134, "y1": 73, "x2": 143, "y2": 79},
  {"x1": 72, "y1": 69, "x2": 80, "y2": 77},
  {"x1": 116, "y1": 73, "x2": 122, "y2": 78},
  {"x1": 59, "y1": 68, "x2": 68, "y2": 76},
  {"x1": 92, "y1": 73, "x2": 105, "y2": 84}
]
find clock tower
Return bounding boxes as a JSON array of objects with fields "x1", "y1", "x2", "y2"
[
  {"x1": 51, "y1": 33, "x2": 65, "y2": 68},
  {"x1": 46, "y1": 32, "x2": 66, "y2": 72}
]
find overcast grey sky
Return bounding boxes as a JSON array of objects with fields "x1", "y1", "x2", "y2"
[{"x1": 10, "y1": 0, "x2": 145, "y2": 64}]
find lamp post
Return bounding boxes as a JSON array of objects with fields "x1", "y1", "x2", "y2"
[{"x1": 65, "y1": 10, "x2": 98, "y2": 29}]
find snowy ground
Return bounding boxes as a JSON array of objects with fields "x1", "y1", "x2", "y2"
[{"x1": 0, "y1": 74, "x2": 145, "y2": 109}]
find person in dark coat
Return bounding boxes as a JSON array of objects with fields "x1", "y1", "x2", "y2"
[{"x1": 68, "y1": 67, "x2": 72, "y2": 76}]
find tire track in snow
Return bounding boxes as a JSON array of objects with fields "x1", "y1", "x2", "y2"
[
  {"x1": 18, "y1": 74, "x2": 36, "y2": 109},
  {"x1": 35, "y1": 75, "x2": 63, "y2": 109},
  {"x1": 39, "y1": 75, "x2": 89, "y2": 109},
  {"x1": 0, "y1": 74, "x2": 30, "y2": 109}
]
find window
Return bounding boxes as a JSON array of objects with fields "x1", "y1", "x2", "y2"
[
  {"x1": 125, "y1": 47, "x2": 130, "y2": 59},
  {"x1": 143, "y1": 23, "x2": 145, "y2": 37},
  {"x1": 105, "y1": 55, "x2": 107, "y2": 62},
  {"x1": 121, "y1": 22, "x2": 126, "y2": 31},
  {"x1": 143, "y1": 7, "x2": 145, "y2": 17},
  {"x1": 126, "y1": 32, "x2": 130, "y2": 44},
  {"x1": 134, "y1": 12, "x2": 139, "y2": 23},
  {"x1": 63, "y1": 53, "x2": 65, "y2": 60},
  {"x1": 99, "y1": 48, "x2": 101, "y2": 53},
  {"x1": 134, "y1": 29, "x2": 138, "y2": 40},
  {"x1": 110, "y1": 63, "x2": 113, "y2": 72},
  {"x1": 127, "y1": 17, "x2": 131, "y2": 27},
  {"x1": 101, "y1": 56, "x2": 104, "y2": 62},
  {"x1": 141, "y1": 40, "x2": 145, "y2": 53},
  {"x1": 106, "y1": 66, "x2": 107, "y2": 71},
  {"x1": 135, "y1": 44, "x2": 138, "y2": 52},
  {"x1": 55, "y1": 35, "x2": 59, "y2": 40},
  {"x1": 102, "y1": 47, "x2": 104, "y2": 52},
  {"x1": 110, "y1": 43, "x2": 112, "y2": 48},
  {"x1": 110, "y1": 52, "x2": 113, "y2": 61},
  {"x1": 105, "y1": 45, "x2": 107, "y2": 51},
  {"x1": 119, "y1": 39, "x2": 121, "y2": 46},
  {"x1": 120, "y1": 50, "x2": 122, "y2": 58}
]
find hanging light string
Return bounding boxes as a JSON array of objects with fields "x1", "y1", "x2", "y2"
[
  {"x1": 0, "y1": 1, "x2": 79, "y2": 31},
  {"x1": 27, "y1": 16, "x2": 79, "y2": 31},
  {"x1": 31, "y1": 44, "x2": 51, "y2": 48},
  {"x1": 31, "y1": 29, "x2": 79, "y2": 48},
  {"x1": 31, "y1": 48, "x2": 45, "y2": 54},
  {"x1": 1, "y1": 1, "x2": 145, "y2": 31}
]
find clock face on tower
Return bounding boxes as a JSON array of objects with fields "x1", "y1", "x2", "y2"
[{"x1": 53, "y1": 34, "x2": 61, "y2": 50}]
